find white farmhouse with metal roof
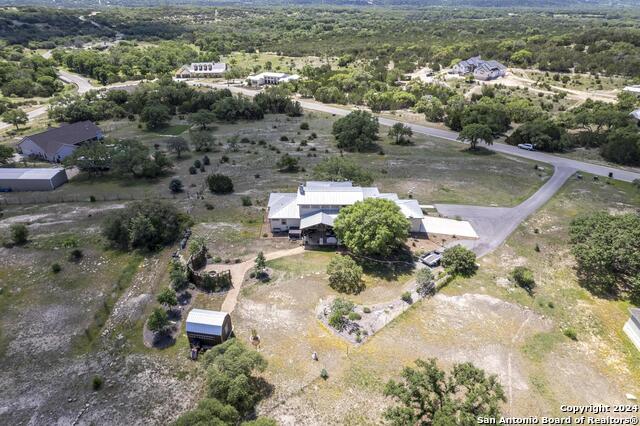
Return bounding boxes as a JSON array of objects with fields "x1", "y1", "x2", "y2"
[
  {"x1": 185, "y1": 309, "x2": 232, "y2": 348},
  {"x1": 267, "y1": 181, "x2": 424, "y2": 245}
]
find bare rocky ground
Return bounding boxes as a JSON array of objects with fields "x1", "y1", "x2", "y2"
[
  {"x1": 0, "y1": 204, "x2": 201, "y2": 426},
  {"x1": 233, "y1": 250, "x2": 635, "y2": 425}
]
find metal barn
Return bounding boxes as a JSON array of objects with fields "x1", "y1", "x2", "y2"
[
  {"x1": 0, "y1": 168, "x2": 68, "y2": 191},
  {"x1": 186, "y1": 309, "x2": 232, "y2": 349}
]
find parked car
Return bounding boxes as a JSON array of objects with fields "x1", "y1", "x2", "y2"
[
  {"x1": 420, "y1": 252, "x2": 442, "y2": 268},
  {"x1": 517, "y1": 143, "x2": 535, "y2": 151}
]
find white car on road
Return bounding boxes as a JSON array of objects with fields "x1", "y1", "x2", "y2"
[{"x1": 517, "y1": 143, "x2": 535, "y2": 151}]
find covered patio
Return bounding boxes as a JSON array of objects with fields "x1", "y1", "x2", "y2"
[{"x1": 300, "y1": 212, "x2": 339, "y2": 246}]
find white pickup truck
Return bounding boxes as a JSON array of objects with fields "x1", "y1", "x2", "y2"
[{"x1": 517, "y1": 143, "x2": 535, "y2": 151}]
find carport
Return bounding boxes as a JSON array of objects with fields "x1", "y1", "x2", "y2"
[{"x1": 420, "y1": 216, "x2": 478, "y2": 239}]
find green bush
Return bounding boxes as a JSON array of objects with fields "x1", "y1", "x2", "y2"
[
  {"x1": 563, "y1": 328, "x2": 578, "y2": 341},
  {"x1": 92, "y1": 375, "x2": 103, "y2": 391},
  {"x1": 510, "y1": 266, "x2": 536, "y2": 295},
  {"x1": 326, "y1": 255, "x2": 364, "y2": 294},
  {"x1": 300, "y1": 122, "x2": 310, "y2": 130},
  {"x1": 147, "y1": 307, "x2": 169, "y2": 333},
  {"x1": 68, "y1": 249, "x2": 83, "y2": 262},
  {"x1": 320, "y1": 369, "x2": 329, "y2": 380},
  {"x1": 401, "y1": 291, "x2": 413, "y2": 304},
  {"x1": 348, "y1": 312, "x2": 362, "y2": 321},
  {"x1": 51, "y1": 263, "x2": 61, "y2": 273},
  {"x1": 241, "y1": 196, "x2": 252, "y2": 206},
  {"x1": 207, "y1": 174, "x2": 234, "y2": 194},
  {"x1": 363, "y1": 307, "x2": 371, "y2": 314},
  {"x1": 9, "y1": 223, "x2": 28, "y2": 245},
  {"x1": 441, "y1": 245, "x2": 477, "y2": 277}
]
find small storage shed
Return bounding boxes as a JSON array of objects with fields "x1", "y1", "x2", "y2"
[
  {"x1": 0, "y1": 168, "x2": 68, "y2": 191},
  {"x1": 624, "y1": 308, "x2": 640, "y2": 351},
  {"x1": 186, "y1": 309, "x2": 232, "y2": 349}
]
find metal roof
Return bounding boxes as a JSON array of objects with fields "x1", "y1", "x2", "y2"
[
  {"x1": 420, "y1": 216, "x2": 478, "y2": 238},
  {"x1": 630, "y1": 109, "x2": 640, "y2": 120},
  {"x1": 300, "y1": 212, "x2": 337, "y2": 229},
  {"x1": 297, "y1": 189, "x2": 364, "y2": 206},
  {"x1": 267, "y1": 193, "x2": 299, "y2": 219},
  {"x1": 186, "y1": 309, "x2": 229, "y2": 336},
  {"x1": 395, "y1": 199, "x2": 424, "y2": 219},
  {"x1": 631, "y1": 308, "x2": 640, "y2": 323},
  {"x1": 0, "y1": 168, "x2": 66, "y2": 180}
]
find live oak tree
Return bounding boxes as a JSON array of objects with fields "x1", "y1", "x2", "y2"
[
  {"x1": 326, "y1": 255, "x2": 365, "y2": 295},
  {"x1": 332, "y1": 110, "x2": 379, "y2": 152},
  {"x1": 0, "y1": 144, "x2": 14, "y2": 164},
  {"x1": 333, "y1": 198, "x2": 409, "y2": 257},
  {"x1": 388, "y1": 122, "x2": 413, "y2": 145},
  {"x1": 457, "y1": 123, "x2": 493, "y2": 150},
  {"x1": 1, "y1": 108, "x2": 28, "y2": 130},
  {"x1": 312, "y1": 156, "x2": 373, "y2": 186},
  {"x1": 384, "y1": 358, "x2": 506, "y2": 426},
  {"x1": 140, "y1": 104, "x2": 170, "y2": 130},
  {"x1": 569, "y1": 212, "x2": 640, "y2": 302},
  {"x1": 189, "y1": 109, "x2": 216, "y2": 130},
  {"x1": 441, "y1": 245, "x2": 477, "y2": 277},
  {"x1": 102, "y1": 200, "x2": 187, "y2": 251},
  {"x1": 166, "y1": 137, "x2": 190, "y2": 159}
]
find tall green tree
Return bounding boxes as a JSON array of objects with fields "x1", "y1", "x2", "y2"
[
  {"x1": 458, "y1": 123, "x2": 493, "y2": 150},
  {"x1": 384, "y1": 359, "x2": 506, "y2": 426},
  {"x1": 166, "y1": 137, "x2": 190, "y2": 159},
  {"x1": 140, "y1": 104, "x2": 170, "y2": 130},
  {"x1": 332, "y1": 110, "x2": 379, "y2": 152},
  {"x1": 312, "y1": 156, "x2": 373, "y2": 186},
  {"x1": 2, "y1": 109, "x2": 28, "y2": 130},
  {"x1": 388, "y1": 122, "x2": 413, "y2": 145},
  {"x1": 0, "y1": 144, "x2": 14, "y2": 164},
  {"x1": 333, "y1": 198, "x2": 409, "y2": 257},
  {"x1": 189, "y1": 109, "x2": 215, "y2": 130},
  {"x1": 569, "y1": 212, "x2": 640, "y2": 301}
]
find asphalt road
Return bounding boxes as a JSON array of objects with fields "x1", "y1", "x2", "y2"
[
  {"x1": 57, "y1": 69, "x2": 95, "y2": 94},
  {"x1": 195, "y1": 81, "x2": 640, "y2": 183}
]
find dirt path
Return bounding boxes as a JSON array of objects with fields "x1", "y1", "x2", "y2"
[{"x1": 206, "y1": 246, "x2": 306, "y2": 313}]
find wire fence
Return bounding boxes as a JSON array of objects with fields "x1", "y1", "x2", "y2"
[{"x1": 0, "y1": 191, "x2": 184, "y2": 206}]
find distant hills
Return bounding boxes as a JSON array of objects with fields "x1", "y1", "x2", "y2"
[{"x1": 2, "y1": 0, "x2": 639, "y2": 8}]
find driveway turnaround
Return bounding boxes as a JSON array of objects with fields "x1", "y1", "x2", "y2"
[{"x1": 435, "y1": 166, "x2": 576, "y2": 257}]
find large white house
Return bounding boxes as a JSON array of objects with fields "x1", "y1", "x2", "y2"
[
  {"x1": 247, "y1": 72, "x2": 300, "y2": 86},
  {"x1": 267, "y1": 181, "x2": 424, "y2": 245},
  {"x1": 451, "y1": 56, "x2": 506, "y2": 80},
  {"x1": 175, "y1": 62, "x2": 227, "y2": 79}
]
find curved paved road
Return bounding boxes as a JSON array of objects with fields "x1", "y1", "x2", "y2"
[{"x1": 193, "y1": 82, "x2": 640, "y2": 183}]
